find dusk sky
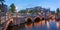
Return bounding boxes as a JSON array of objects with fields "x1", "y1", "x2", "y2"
[{"x1": 4, "y1": 0, "x2": 60, "y2": 11}]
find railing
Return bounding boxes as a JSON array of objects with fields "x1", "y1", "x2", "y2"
[{"x1": 0, "y1": 13, "x2": 12, "y2": 24}]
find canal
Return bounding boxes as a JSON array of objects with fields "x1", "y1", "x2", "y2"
[{"x1": 7, "y1": 20, "x2": 60, "y2": 30}]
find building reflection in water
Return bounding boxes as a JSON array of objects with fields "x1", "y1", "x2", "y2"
[
  {"x1": 46, "y1": 21, "x2": 50, "y2": 30},
  {"x1": 25, "y1": 23, "x2": 33, "y2": 30},
  {"x1": 7, "y1": 20, "x2": 60, "y2": 30},
  {"x1": 56, "y1": 21, "x2": 60, "y2": 30},
  {"x1": 34, "y1": 20, "x2": 45, "y2": 27},
  {"x1": 34, "y1": 21, "x2": 41, "y2": 27},
  {"x1": 56, "y1": 22, "x2": 59, "y2": 28}
]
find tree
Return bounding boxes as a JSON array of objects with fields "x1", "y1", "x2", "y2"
[
  {"x1": 29, "y1": 10, "x2": 32, "y2": 13},
  {"x1": 56, "y1": 8, "x2": 60, "y2": 13},
  {"x1": 0, "y1": 0, "x2": 5, "y2": 3},
  {"x1": 0, "y1": 0, "x2": 5, "y2": 5},
  {"x1": 56, "y1": 8, "x2": 60, "y2": 16},
  {"x1": 10, "y1": 3, "x2": 16, "y2": 13},
  {"x1": 34, "y1": 7, "x2": 38, "y2": 14}
]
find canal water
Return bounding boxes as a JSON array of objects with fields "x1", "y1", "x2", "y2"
[{"x1": 7, "y1": 20, "x2": 60, "y2": 30}]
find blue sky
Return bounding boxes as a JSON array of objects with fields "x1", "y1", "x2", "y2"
[{"x1": 4, "y1": 0, "x2": 60, "y2": 11}]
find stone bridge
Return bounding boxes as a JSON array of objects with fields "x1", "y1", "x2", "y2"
[
  {"x1": 1, "y1": 15, "x2": 43, "y2": 30},
  {"x1": 13, "y1": 15, "x2": 42, "y2": 24},
  {"x1": 3, "y1": 18, "x2": 13, "y2": 30},
  {"x1": 2, "y1": 14, "x2": 54, "y2": 30}
]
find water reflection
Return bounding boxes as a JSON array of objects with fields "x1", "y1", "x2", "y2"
[
  {"x1": 34, "y1": 20, "x2": 45, "y2": 27},
  {"x1": 7, "y1": 20, "x2": 60, "y2": 30},
  {"x1": 46, "y1": 21, "x2": 50, "y2": 29},
  {"x1": 56, "y1": 21, "x2": 60, "y2": 30},
  {"x1": 56, "y1": 22, "x2": 59, "y2": 28},
  {"x1": 34, "y1": 21, "x2": 41, "y2": 27},
  {"x1": 25, "y1": 23, "x2": 32, "y2": 28},
  {"x1": 24, "y1": 23, "x2": 33, "y2": 30}
]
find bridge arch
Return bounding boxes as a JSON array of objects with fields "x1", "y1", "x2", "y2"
[
  {"x1": 41, "y1": 16, "x2": 45, "y2": 20},
  {"x1": 25, "y1": 17, "x2": 32, "y2": 23},
  {"x1": 34, "y1": 16, "x2": 40, "y2": 22},
  {"x1": 6, "y1": 21, "x2": 12, "y2": 30},
  {"x1": 4, "y1": 18, "x2": 13, "y2": 30}
]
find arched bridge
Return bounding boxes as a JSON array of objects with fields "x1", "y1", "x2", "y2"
[
  {"x1": 3, "y1": 18, "x2": 13, "y2": 30},
  {"x1": 1, "y1": 14, "x2": 56, "y2": 30},
  {"x1": 1, "y1": 15, "x2": 42, "y2": 30}
]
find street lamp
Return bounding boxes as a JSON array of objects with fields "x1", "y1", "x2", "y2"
[{"x1": 0, "y1": 9, "x2": 1, "y2": 25}]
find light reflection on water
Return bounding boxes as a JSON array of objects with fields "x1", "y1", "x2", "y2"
[
  {"x1": 56, "y1": 21, "x2": 60, "y2": 30},
  {"x1": 46, "y1": 21, "x2": 50, "y2": 29},
  {"x1": 25, "y1": 23, "x2": 33, "y2": 30},
  {"x1": 56, "y1": 22, "x2": 59, "y2": 28},
  {"x1": 8, "y1": 20, "x2": 60, "y2": 30}
]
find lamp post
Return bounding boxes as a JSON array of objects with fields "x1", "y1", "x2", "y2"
[
  {"x1": 14, "y1": 10, "x2": 17, "y2": 25},
  {"x1": 0, "y1": 9, "x2": 1, "y2": 25},
  {"x1": 16, "y1": 12, "x2": 17, "y2": 25}
]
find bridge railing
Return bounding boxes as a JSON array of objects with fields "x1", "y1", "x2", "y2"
[{"x1": 1, "y1": 13, "x2": 12, "y2": 24}]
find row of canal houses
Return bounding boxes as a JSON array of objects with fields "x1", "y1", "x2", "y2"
[
  {"x1": 0, "y1": 3, "x2": 10, "y2": 24},
  {"x1": 0, "y1": 3, "x2": 9, "y2": 16},
  {"x1": 24, "y1": 6, "x2": 52, "y2": 16},
  {"x1": 21, "y1": 6, "x2": 57, "y2": 20}
]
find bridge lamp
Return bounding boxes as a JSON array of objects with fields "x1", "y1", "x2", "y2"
[
  {"x1": 15, "y1": 6, "x2": 18, "y2": 25},
  {"x1": 0, "y1": 9, "x2": 1, "y2": 24},
  {"x1": 16, "y1": 6, "x2": 19, "y2": 12}
]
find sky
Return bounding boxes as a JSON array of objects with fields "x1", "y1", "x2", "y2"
[{"x1": 4, "y1": 0, "x2": 60, "y2": 11}]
